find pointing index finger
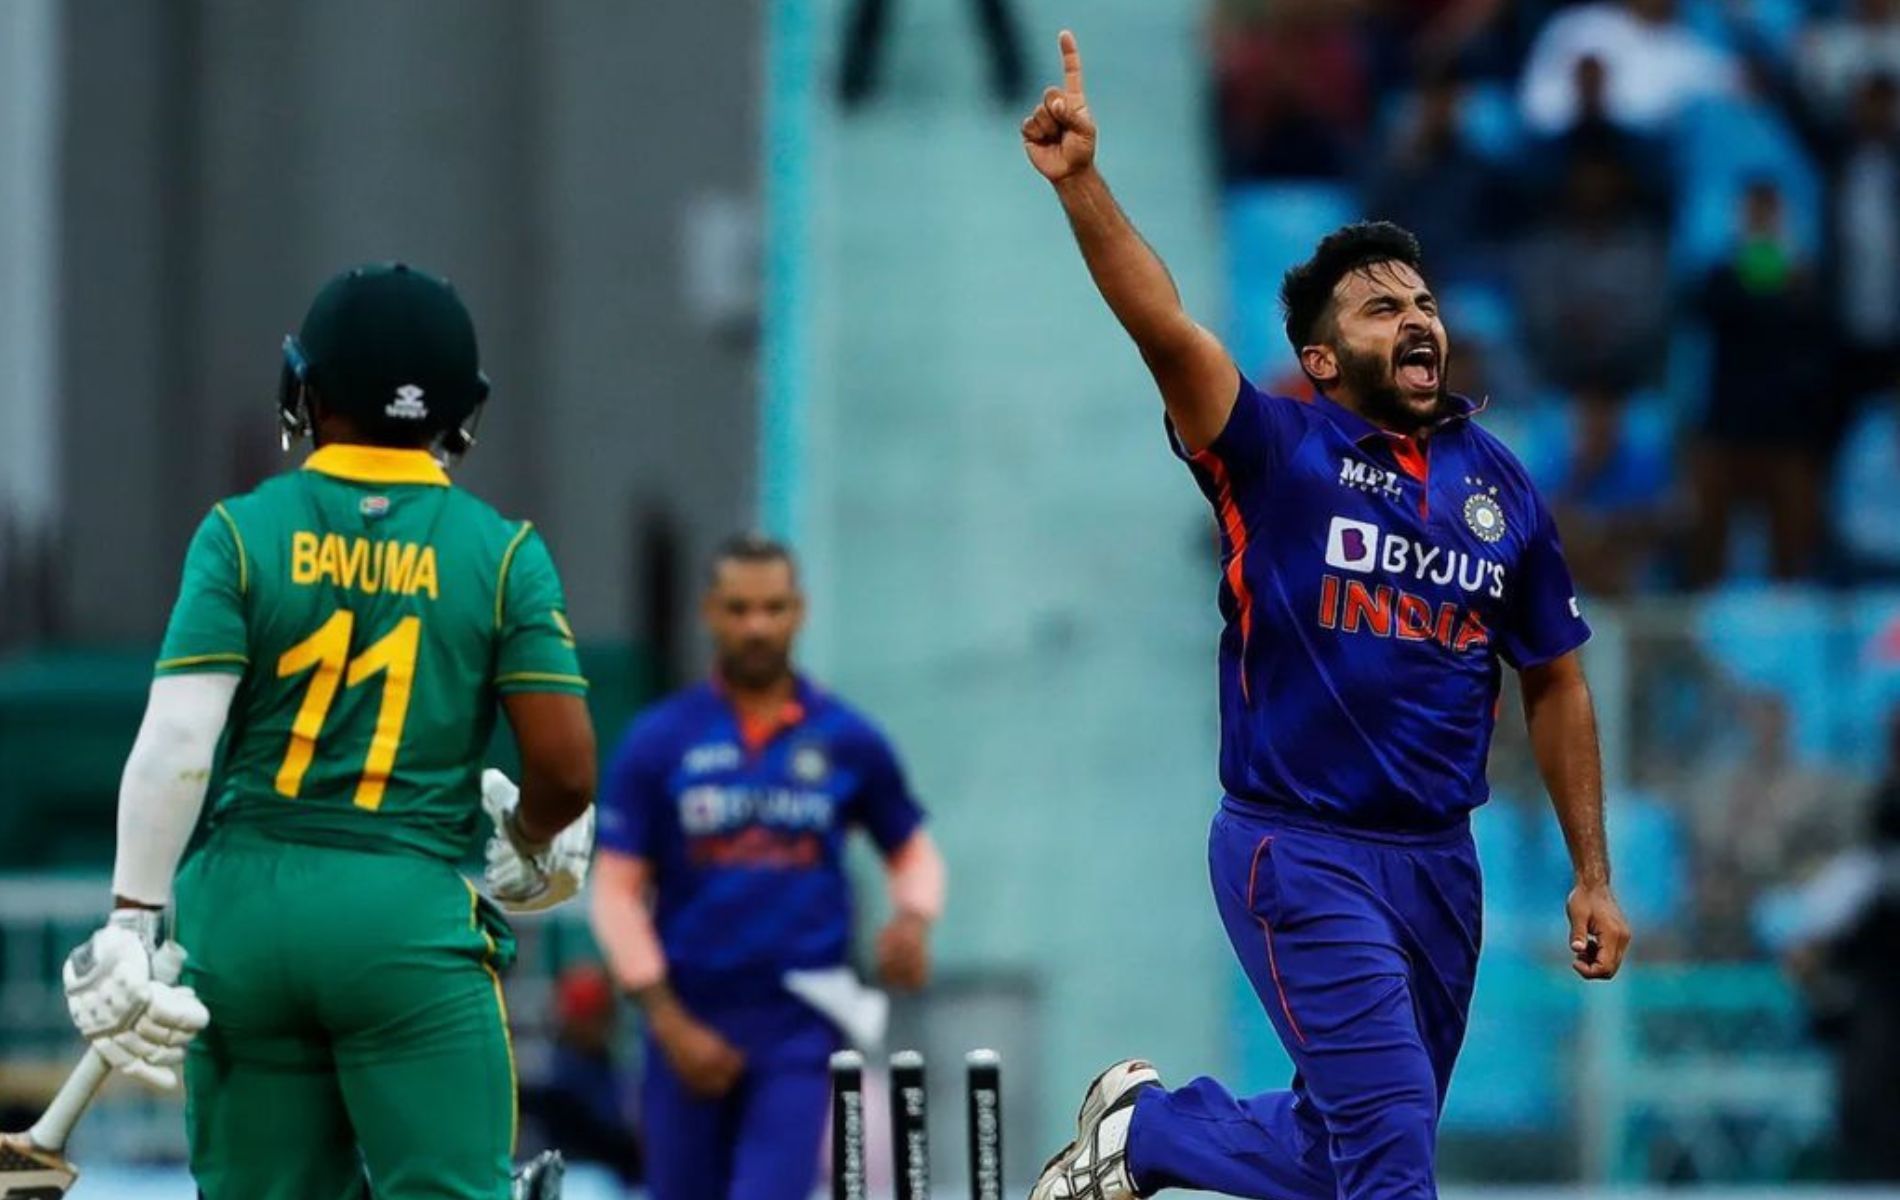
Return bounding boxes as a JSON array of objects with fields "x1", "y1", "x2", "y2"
[{"x1": 1059, "y1": 29, "x2": 1085, "y2": 96}]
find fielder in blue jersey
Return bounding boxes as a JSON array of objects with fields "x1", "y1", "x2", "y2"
[
  {"x1": 589, "y1": 534, "x2": 947, "y2": 1200},
  {"x1": 1021, "y1": 32, "x2": 1633, "y2": 1200}
]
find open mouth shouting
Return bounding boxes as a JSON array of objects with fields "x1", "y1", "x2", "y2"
[{"x1": 1396, "y1": 338, "x2": 1441, "y2": 395}]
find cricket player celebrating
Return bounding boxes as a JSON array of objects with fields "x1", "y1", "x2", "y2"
[
  {"x1": 60, "y1": 263, "x2": 596, "y2": 1199},
  {"x1": 1021, "y1": 32, "x2": 1633, "y2": 1200},
  {"x1": 590, "y1": 534, "x2": 947, "y2": 1200}
]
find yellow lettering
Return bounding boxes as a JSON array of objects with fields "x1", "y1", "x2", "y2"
[
  {"x1": 384, "y1": 543, "x2": 417, "y2": 595},
  {"x1": 289, "y1": 535, "x2": 434, "y2": 599},
  {"x1": 360, "y1": 539, "x2": 381, "y2": 594},
  {"x1": 338, "y1": 538, "x2": 366, "y2": 590},
  {"x1": 412, "y1": 547, "x2": 439, "y2": 600},
  {"x1": 317, "y1": 535, "x2": 343, "y2": 587},
  {"x1": 291, "y1": 531, "x2": 318, "y2": 585}
]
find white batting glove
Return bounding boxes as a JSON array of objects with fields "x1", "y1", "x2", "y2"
[
  {"x1": 481, "y1": 768, "x2": 594, "y2": 914},
  {"x1": 63, "y1": 913, "x2": 210, "y2": 1090}
]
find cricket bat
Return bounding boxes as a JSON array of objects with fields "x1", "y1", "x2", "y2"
[
  {"x1": 0, "y1": 1051, "x2": 110, "y2": 1196},
  {"x1": 0, "y1": 941, "x2": 188, "y2": 1197}
]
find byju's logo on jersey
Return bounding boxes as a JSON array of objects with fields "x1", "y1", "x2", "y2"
[
  {"x1": 1324, "y1": 515, "x2": 1506, "y2": 597},
  {"x1": 679, "y1": 784, "x2": 834, "y2": 835},
  {"x1": 1315, "y1": 514, "x2": 1508, "y2": 655},
  {"x1": 1325, "y1": 517, "x2": 1381, "y2": 573},
  {"x1": 386, "y1": 384, "x2": 429, "y2": 421}
]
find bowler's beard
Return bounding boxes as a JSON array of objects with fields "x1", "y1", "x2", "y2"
[
  {"x1": 717, "y1": 643, "x2": 792, "y2": 692},
  {"x1": 1336, "y1": 342, "x2": 1445, "y2": 434}
]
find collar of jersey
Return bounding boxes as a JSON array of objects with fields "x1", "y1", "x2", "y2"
[
  {"x1": 1314, "y1": 392, "x2": 1485, "y2": 445},
  {"x1": 709, "y1": 672, "x2": 819, "y2": 722},
  {"x1": 711, "y1": 673, "x2": 820, "y2": 753},
  {"x1": 303, "y1": 444, "x2": 451, "y2": 487}
]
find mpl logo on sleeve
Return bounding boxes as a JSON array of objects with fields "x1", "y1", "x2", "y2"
[{"x1": 1325, "y1": 516, "x2": 1381, "y2": 573}]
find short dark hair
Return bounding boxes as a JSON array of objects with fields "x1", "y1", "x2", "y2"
[
  {"x1": 708, "y1": 532, "x2": 797, "y2": 585},
  {"x1": 1280, "y1": 222, "x2": 1426, "y2": 354}
]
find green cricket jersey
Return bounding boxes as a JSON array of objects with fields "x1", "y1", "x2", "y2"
[{"x1": 155, "y1": 444, "x2": 587, "y2": 860}]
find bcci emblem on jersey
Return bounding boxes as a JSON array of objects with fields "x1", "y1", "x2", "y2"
[
  {"x1": 790, "y1": 744, "x2": 829, "y2": 784},
  {"x1": 1462, "y1": 492, "x2": 1505, "y2": 543}
]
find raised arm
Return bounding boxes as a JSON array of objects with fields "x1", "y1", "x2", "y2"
[{"x1": 1022, "y1": 30, "x2": 1238, "y2": 452}]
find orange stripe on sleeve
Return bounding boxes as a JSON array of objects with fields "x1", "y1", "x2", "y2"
[{"x1": 1191, "y1": 448, "x2": 1255, "y2": 704}]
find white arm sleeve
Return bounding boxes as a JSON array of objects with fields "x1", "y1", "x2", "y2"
[{"x1": 111, "y1": 673, "x2": 239, "y2": 906}]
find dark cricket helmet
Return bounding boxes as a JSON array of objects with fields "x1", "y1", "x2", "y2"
[{"x1": 278, "y1": 262, "x2": 491, "y2": 460}]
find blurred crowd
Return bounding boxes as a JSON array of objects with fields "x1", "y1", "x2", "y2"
[
  {"x1": 1212, "y1": 0, "x2": 1900, "y2": 593},
  {"x1": 1773, "y1": 714, "x2": 1900, "y2": 1180}
]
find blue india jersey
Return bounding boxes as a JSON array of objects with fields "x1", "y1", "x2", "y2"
[
  {"x1": 598, "y1": 677, "x2": 925, "y2": 995},
  {"x1": 1176, "y1": 375, "x2": 1591, "y2": 832}
]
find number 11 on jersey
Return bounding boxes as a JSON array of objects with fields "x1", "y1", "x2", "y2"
[{"x1": 274, "y1": 610, "x2": 420, "y2": 810}]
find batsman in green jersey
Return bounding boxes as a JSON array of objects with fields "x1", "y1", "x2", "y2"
[{"x1": 59, "y1": 263, "x2": 595, "y2": 1200}]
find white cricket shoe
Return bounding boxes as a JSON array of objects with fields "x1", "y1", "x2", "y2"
[{"x1": 1028, "y1": 1059, "x2": 1162, "y2": 1200}]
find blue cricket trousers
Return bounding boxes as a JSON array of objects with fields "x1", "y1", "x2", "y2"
[
  {"x1": 640, "y1": 991, "x2": 838, "y2": 1200},
  {"x1": 1128, "y1": 799, "x2": 1482, "y2": 1200}
]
